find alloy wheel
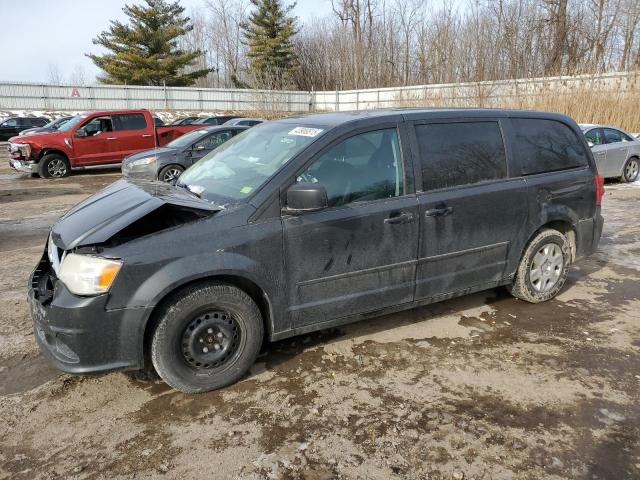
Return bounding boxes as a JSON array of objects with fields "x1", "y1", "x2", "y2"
[
  {"x1": 47, "y1": 159, "x2": 67, "y2": 178},
  {"x1": 162, "y1": 167, "x2": 182, "y2": 183},
  {"x1": 625, "y1": 158, "x2": 639, "y2": 182}
]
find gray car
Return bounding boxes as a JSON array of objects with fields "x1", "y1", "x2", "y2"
[
  {"x1": 122, "y1": 125, "x2": 248, "y2": 182},
  {"x1": 580, "y1": 124, "x2": 640, "y2": 182}
]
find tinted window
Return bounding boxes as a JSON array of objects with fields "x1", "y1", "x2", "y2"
[
  {"x1": 585, "y1": 128, "x2": 605, "y2": 146},
  {"x1": 34, "y1": 118, "x2": 48, "y2": 126},
  {"x1": 82, "y1": 116, "x2": 113, "y2": 136},
  {"x1": 114, "y1": 113, "x2": 147, "y2": 131},
  {"x1": 512, "y1": 119, "x2": 589, "y2": 175},
  {"x1": 298, "y1": 129, "x2": 404, "y2": 208},
  {"x1": 2, "y1": 119, "x2": 17, "y2": 127},
  {"x1": 416, "y1": 122, "x2": 506, "y2": 191},
  {"x1": 603, "y1": 128, "x2": 633, "y2": 143}
]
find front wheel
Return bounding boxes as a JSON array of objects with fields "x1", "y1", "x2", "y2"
[
  {"x1": 158, "y1": 164, "x2": 184, "y2": 183},
  {"x1": 38, "y1": 153, "x2": 71, "y2": 179},
  {"x1": 151, "y1": 283, "x2": 264, "y2": 393},
  {"x1": 621, "y1": 157, "x2": 639, "y2": 183},
  {"x1": 509, "y1": 229, "x2": 570, "y2": 303}
]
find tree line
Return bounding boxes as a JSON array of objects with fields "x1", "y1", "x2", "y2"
[{"x1": 87, "y1": 0, "x2": 640, "y2": 91}]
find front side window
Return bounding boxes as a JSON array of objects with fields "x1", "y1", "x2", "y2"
[
  {"x1": 585, "y1": 128, "x2": 605, "y2": 146},
  {"x1": 512, "y1": 119, "x2": 589, "y2": 175},
  {"x1": 177, "y1": 122, "x2": 323, "y2": 202},
  {"x1": 297, "y1": 128, "x2": 404, "y2": 208},
  {"x1": 603, "y1": 128, "x2": 633, "y2": 144},
  {"x1": 82, "y1": 116, "x2": 113, "y2": 137},
  {"x1": 195, "y1": 132, "x2": 233, "y2": 150},
  {"x1": 2, "y1": 119, "x2": 18, "y2": 127},
  {"x1": 416, "y1": 121, "x2": 507, "y2": 191},
  {"x1": 114, "y1": 113, "x2": 147, "y2": 131}
]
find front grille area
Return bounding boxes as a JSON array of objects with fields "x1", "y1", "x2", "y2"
[{"x1": 31, "y1": 254, "x2": 55, "y2": 305}]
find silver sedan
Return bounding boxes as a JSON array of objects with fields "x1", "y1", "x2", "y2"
[{"x1": 580, "y1": 124, "x2": 640, "y2": 182}]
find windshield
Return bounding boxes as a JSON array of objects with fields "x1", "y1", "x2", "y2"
[
  {"x1": 56, "y1": 115, "x2": 84, "y2": 132},
  {"x1": 177, "y1": 123, "x2": 325, "y2": 201},
  {"x1": 166, "y1": 128, "x2": 209, "y2": 148}
]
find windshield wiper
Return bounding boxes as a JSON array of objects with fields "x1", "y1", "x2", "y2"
[{"x1": 176, "y1": 182, "x2": 206, "y2": 199}]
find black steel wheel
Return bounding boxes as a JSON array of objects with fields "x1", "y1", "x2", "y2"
[{"x1": 151, "y1": 282, "x2": 263, "y2": 393}]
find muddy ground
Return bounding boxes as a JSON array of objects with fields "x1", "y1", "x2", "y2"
[{"x1": 0, "y1": 146, "x2": 638, "y2": 480}]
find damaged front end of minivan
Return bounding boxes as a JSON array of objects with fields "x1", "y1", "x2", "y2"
[{"x1": 29, "y1": 179, "x2": 225, "y2": 373}]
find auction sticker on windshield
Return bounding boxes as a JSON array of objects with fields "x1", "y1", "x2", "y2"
[{"x1": 288, "y1": 127, "x2": 323, "y2": 137}]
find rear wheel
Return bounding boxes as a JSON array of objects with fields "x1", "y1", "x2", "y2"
[
  {"x1": 151, "y1": 283, "x2": 263, "y2": 393},
  {"x1": 38, "y1": 153, "x2": 70, "y2": 179},
  {"x1": 158, "y1": 164, "x2": 184, "y2": 183},
  {"x1": 509, "y1": 229, "x2": 570, "y2": 303},
  {"x1": 621, "y1": 157, "x2": 639, "y2": 183}
]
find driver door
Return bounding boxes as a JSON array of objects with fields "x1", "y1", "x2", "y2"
[
  {"x1": 73, "y1": 116, "x2": 117, "y2": 165},
  {"x1": 188, "y1": 131, "x2": 234, "y2": 166},
  {"x1": 282, "y1": 125, "x2": 419, "y2": 329}
]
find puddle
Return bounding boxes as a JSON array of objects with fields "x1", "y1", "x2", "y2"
[{"x1": 0, "y1": 352, "x2": 60, "y2": 395}]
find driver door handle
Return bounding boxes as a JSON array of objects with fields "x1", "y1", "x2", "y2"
[
  {"x1": 425, "y1": 206, "x2": 453, "y2": 217},
  {"x1": 106, "y1": 137, "x2": 117, "y2": 141},
  {"x1": 142, "y1": 134, "x2": 152, "y2": 138},
  {"x1": 384, "y1": 212, "x2": 414, "y2": 225}
]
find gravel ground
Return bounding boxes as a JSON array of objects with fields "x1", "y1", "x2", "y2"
[{"x1": 0, "y1": 145, "x2": 639, "y2": 480}]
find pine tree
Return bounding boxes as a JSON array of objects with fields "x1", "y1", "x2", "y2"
[
  {"x1": 87, "y1": 0, "x2": 210, "y2": 86},
  {"x1": 242, "y1": 0, "x2": 299, "y2": 88}
]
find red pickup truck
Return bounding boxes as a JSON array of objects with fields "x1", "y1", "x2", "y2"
[{"x1": 7, "y1": 109, "x2": 201, "y2": 178}]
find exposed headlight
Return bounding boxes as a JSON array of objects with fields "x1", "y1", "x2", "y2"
[
  {"x1": 128, "y1": 156, "x2": 157, "y2": 167},
  {"x1": 8, "y1": 143, "x2": 31, "y2": 158},
  {"x1": 58, "y1": 253, "x2": 122, "y2": 296}
]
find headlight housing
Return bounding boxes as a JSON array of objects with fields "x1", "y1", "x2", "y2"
[
  {"x1": 58, "y1": 253, "x2": 122, "y2": 296},
  {"x1": 8, "y1": 142, "x2": 32, "y2": 158},
  {"x1": 128, "y1": 156, "x2": 157, "y2": 168}
]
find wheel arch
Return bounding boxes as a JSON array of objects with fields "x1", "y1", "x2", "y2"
[
  {"x1": 141, "y1": 274, "x2": 274, "y2": 369},
  {"x1": 525, "y1": 219, "x2": 577, "y2": 264},
  {"x1": 39, "y1": 149, "x2": 70, "y2": 161},
  {"x1": 157, "y1": 163, "x2": 185, "y2": 180}
]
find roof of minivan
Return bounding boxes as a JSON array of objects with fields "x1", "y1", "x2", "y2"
[{"x1": 275, "y1": 108, "x2": 573, "y2": 128}]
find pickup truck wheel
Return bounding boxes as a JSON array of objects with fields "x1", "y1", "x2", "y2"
[
  {"x1": 151, "y1": 283, "x2": 263, "y2": 393},
  {"x1": 158, "y1": 164, "x2": 184, "y2": 183},
  {"x1": 621, "y1": 157, "x2": 639, "y2": 183},
  {"x1": 509, "y1": 229, "x2": 570, "y2": 303},
  {"x1": 38, "y1": 154, "x2": 71, "y2": 179}
]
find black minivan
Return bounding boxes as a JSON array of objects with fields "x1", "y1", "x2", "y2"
[{"x1": 29, "y1": 109, "x2": 604, "y2": 393}]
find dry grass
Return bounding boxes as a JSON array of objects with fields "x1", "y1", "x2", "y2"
[{"x1": 394, "y1": 72, "x2": 640, "y2": 132}]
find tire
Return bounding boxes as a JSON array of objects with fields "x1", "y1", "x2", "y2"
[
  {"x1": 621, "y1": 157, "x2": 639, "y2": 183},
  {"x1": 509, "y1": 229, "x2": 570, "y2": 303},
  {"x1": 158, "y1": 164, "x2": 184, "y2": 183},
  {"x1": 151, "y1": 283, "x2": 264, "y2": 393},
  {"x1": 38, "y1": 153, "x2": 71, "y2": 179}
]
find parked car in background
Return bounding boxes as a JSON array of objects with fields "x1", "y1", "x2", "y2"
[
  {"x1": 7, "y1": 109, "x2": 202, "y2": 178},
  {"x1": 29, "y1": 109, "x2": 603, "y2": 393},
  {"x1": 0, "y1": 117, "x2": 49, "y2": 140},
  {"x1": 580, "y1": 124, "x2": 640, "y2": 182},
  {"x1": 153, "y1": 116, "x2": 165, "y2": 127},
  {"x1": 223, "y1": 117, "x2": 264, "y2": 127},
  {"x1": 193, "y1": 115, "x2": 240, "y2": 126},
  {"x1": 122, "y1": 125, "x2": 248, "y2": 182},
  {"x1": 170, "y1": 116, "x2": 200, "y2": 125},
  {"x1": 19, "y1": 116, "x2": 74, "y2": 137}
]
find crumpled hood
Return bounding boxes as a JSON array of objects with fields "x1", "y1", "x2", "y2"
[{"x1": 51, "y1": 179, "x2": 223, "y2": 250}]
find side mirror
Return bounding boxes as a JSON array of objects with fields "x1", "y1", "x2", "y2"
[
  {"x1": 75, "y1": 129, "x2": 87, "y2": 138},
  {"x1": 283, "y1": 183, "x2": 328, "y2": 214}
]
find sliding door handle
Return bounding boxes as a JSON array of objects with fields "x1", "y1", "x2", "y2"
[{"x1": 425, "y1": 206, "x2": 453, "y2": 217}]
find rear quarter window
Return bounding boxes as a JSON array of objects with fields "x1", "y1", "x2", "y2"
[{"x1": 512, "y1": 119, "x2": 589, "y2": 175}]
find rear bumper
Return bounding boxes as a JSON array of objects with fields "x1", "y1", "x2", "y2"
[{"x1": 29, "y1": 257, "x2": 151, "y2": 374}]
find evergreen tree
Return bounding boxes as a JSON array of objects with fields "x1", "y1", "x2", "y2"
[
  {"x1": 87, "y1": 0, "x2": 210, "y2": 86},
  {"x1": 242, "y1": 0, "x2": 298, "y2": 87}
]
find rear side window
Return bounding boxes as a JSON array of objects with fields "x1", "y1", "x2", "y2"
[
  {"x1": 512, "y1": 119, "x2": 589, "y2": 175},
  {"x1": 113, "y1": 113, "x2": 147, "y2": 131},
  {"x1": 34, "y1": 118, "x2": 48, "y2": 126},
  {"x1": 603, "y1": 128, "x2": 633, "y2": 143},
  {"x1": 416, "y1": 121, "x2": 507, "y2": 191}
]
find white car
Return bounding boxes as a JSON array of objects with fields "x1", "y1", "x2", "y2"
[{"x1": 580, "y1": 124, "x2": 640, "y2": 182}]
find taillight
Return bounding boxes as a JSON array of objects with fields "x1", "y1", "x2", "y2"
[{"x1": 595, "y1": 174, "x2": 605, "y2": 206}]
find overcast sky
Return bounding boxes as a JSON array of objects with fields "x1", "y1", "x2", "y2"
[{"x1": 2, "y1": 0, "x2": 333, "y2": 83}]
